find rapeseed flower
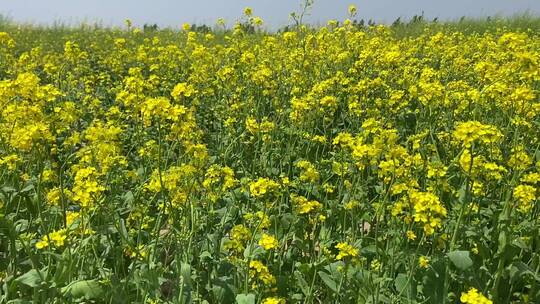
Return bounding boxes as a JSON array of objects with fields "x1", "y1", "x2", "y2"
[
  {"x1": 460, "y1": 288, "x2": 492, "y2": 304},
  {"x1": 335, "y1": 242, "x2": 359, "y2": 260},
  {"x1": 258, "y1": 233, "x2": 278, "y2": 250}
]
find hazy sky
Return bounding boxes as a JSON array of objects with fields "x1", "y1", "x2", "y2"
[{"x1": 1, "y1": 0, "x2": 539, "y2": 29}]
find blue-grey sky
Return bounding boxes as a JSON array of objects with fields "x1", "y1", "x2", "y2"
[{"x1": 1, "y1": 0, "x2": 539, "y2": 29}]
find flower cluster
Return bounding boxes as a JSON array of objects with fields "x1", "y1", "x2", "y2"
[{"x1": 460, "y1": 288, "x2": 493, "y2": 304}]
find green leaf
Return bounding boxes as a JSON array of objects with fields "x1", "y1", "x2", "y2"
[
  {"x1": 61, "y1": 279, "x2": 104, "y2": 299},
  {"x1": 199, "y1": 251, "x2": 212, "y2": 260},
  {"x1": 509, "y1": 261, "x2": 540, "y2": 283},
  {"x1": 318, "y1": 271, "x2": 338, "y2": 292},
  {"x1": 180, "y1": 262, "x2": 192, "y2": 287},
  {"x1": 235, "y1": 293, "x2": 255, "y2": 304},
  {"x1": 394, "y1": 273, "x2": 408, "y2": 293},
  {"x1": 123, "y1": 191, "x2": 134, "y2": 204},
  {"x1": 15, "y1": 269, "x2": 44, "y2": 288},
  {"x1": 2, "y1": 186, "x2": 16, "y2": 193},
  {"x1": 19, "y1": 184, "x2": 34, "y2": 194},
  {"x1": 324, "y1": 262, "x2": 344, "y2": 278},
  {"x1": 243, "y1": 244, "x2": 264, "y2": 259},
  {"x1": 118, "y1": 218, "x2": 129, "y2": 242},
  {"x1": 457, "y1": 183, "x2": 467, "y2": 204},
  {"x1": 447, "y1": 250, "x2": 473, "y2": 270},
  {"x1": 294, "y1": 270, "x2": 310, "y2": 296},
  {"x1": 211, "y1": 278, "x2": 234, "y2": 304}
]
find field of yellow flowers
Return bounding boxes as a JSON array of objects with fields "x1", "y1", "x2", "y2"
[{"x1": 0, "y1": 9, "x2": 539, "y2": 304}]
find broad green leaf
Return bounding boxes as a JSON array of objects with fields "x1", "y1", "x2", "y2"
[
  {"x1": 235, "y1": 293, "x2": 255, "y2": 304},
  {"x1": 15, "y1": 269, "x2": 44, "y2": 288},
  {"x1": 61, "y1": 279, "x2": 104, "y2": 299},
  {"x1": 447, "y1": 250, "x2": 473, "y2": 270},
  {"x1": 394, "y1": 273, "x2": 408, "y2": 293},
  {"x1": 19, "y1": 184, "x2": 34, "y2": 193},
  {"x1": 318, "y1": 271, "x2": 338, "y2": 292}
]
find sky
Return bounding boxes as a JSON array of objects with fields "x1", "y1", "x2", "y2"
[{"x1": 1, "y1": 0, "x2": 539, "y2": 29}]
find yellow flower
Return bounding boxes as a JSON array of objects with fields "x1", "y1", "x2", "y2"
[
  {"x1": 521, "y1": 172, "x2": 540, "y2": 184},
  {"x1": 203, "y1": 165, "x2": 236, "y2": 196},
  {"x1": 320, "y1": 95, "x2": 338, "y2": 109},
  {"x1": 418, "y1": 256, "x2": 429, "y2": 269},
  {"x1": 47, "y1": 187, "x2": 62, "y2": 206},
  {"x1": 49, "y1": 229, "x2": 67, "y2": 247},
  {"x1": 249, "y1": 260, "x2": 276, "y2": 286},
  {"x1": 0, "y1": 32, "x2": 16, "y2": 48},
  {"x1": 472, "y1": 243, "x2": 479, "y2": 255},
  {"x1": 36, "y1": 229, "x2": 67, "y2": 249},
  {"x1": 280, "y1": 176, "x2": 290, "y2": 186},
  {"x1": 410, "y1": 191, "x2": 447, "y2": 235},
  {"x1": 262, "y1": 297, "x2": 285, "y2": 304},
  {"x1": 513, "y1": 184, "x2": 536, "y2": 213},
  {"x1": 295, "y1": 160, "x2": 319, "y2": 183},
  {"x1": 41, "y1": 169, "x2": 56, "y2": 182},
  {"x1": 66, "y1": 211, "x2": 80, "y2": 227},
  {"x1": 348, "y1": 5, "x2": 357, "y2": 17},
  {"x1": 344, "y1": 200, "x2": 359, "y2": 210},
  {"x1": 452, "y1": 121, "x2": 502, "y2": 148},
  {"x1": 259, "y1": 233, "x2": 278, "y2": 250},
  {"x1": 225, "y1": 224, "x2": 252, "y2": 253},
  {"x1": 231, "y1": 225, "x2": 251, "y2": 242},
  {"x1": 125, "y1": 244, "x2": 148, "y2": 260},
  {"x1": 249, "y1": 178, "x2": 280, "y2": 198},
  {"x1": 35, "y1": 239, "x2": 48, "y2": 250},
  {"x1": 171, "y1": 82, "x2": 197, "y2": 100},
  {"x1": 460, "y1": 288, "x2": 492, "y2": 304},
  {"x1": 71, "y1": 166, "x2": 105, "y2": 208},
  {"x1": 10, "y1": 122, "x2": 53, "y2": 151},
  {"x1": 370, "y1": 259, "x2": 381, "y2": 272},
  {"x1": 407, "y1": 230, "x2": 417, "y2": 240},
  {"x1": 244, "y1": 7, "x2": 253, "y2": 17},
  {"x1": 335, "y1": 242, "x2": 359, "y2": 260},
  {"x1": 0, "y1": 154, "x2": 21, "y2": 170},
  {"x1": 291, "y1": 195, "x2": 322, "y2": 215},
  {"x1": 252, "y1": 17, "x2": 264, "y2": 26},
  {"x1": 508, "y1": 146, "x2": 532, "y2": 171}
]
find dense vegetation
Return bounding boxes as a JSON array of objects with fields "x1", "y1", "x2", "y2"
[{"x1": 0, "y1": 8, "x2": 539, "y2": 304}]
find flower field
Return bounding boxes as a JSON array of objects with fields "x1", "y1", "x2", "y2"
[{"x1": 0, "y1": 10, "x2": 539, "y2": 304}]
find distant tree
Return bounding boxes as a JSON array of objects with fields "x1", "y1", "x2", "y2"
[
  {"x1": 278, "y1": 25, "x2": 292, "y2": 33},
  {"x1": 190, "y1": 24, "x2": 212, "y2": 33},
  {"x1": 143, "y1": 23, "x2": 159, "y2": 32}
]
